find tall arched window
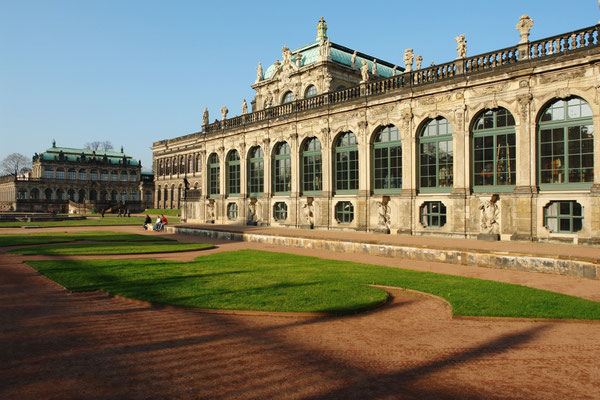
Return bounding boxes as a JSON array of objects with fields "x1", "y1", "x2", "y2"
[
  {"x1": 67, "y1": 168, "x2": 76, "y2": 180},
  {"x1": 305, "y1": 85, "x2": 317, "y2": 98},
  {"x1": 302, "y1": 137, "x2": 322, "y2": 194},
  {"x1": 56, "y1": 189, "x2": 64, "y2": 200},
  {"x1": 30, "y1": 188, "x2": 40, "y2": 200},
  {"x1": 158, "y1": 160, "x2": 164, "y2": 176},
  {"x1": 248, "y1": 147, "x2": 264, "y2": 196},
  {"x1": 208, "y1": 153, "x2": 220, "y2": 197},
  {"x1": 227, "y1": 150, "x2": 240, "y2": 196},
  {"x1": 419, "y1": 117, "x2": 453, "y2": 191},
  {"x1": 111, "y1": 171, "x2": 118, "y2": 182},
  {"x1": 101, "y1": 170, "x2": 108, "y2": 181},
  {"x1": 55, "y1": 168, "x2": 65, "y2": 179},
  {"x1": 188, "y1": 156, "x2": 193, "y2": 174},
  {"x1": 166, "y1": 159, "x2": 171, "y2": 176},
  {"x1": 78, "y1": 169, "x2": 87, "y2": 180},
  {"x1": 179, "y1": 157, "x2": 185, "y2": 175},
  {"x1": 538, "y1": 97, "x2": 593, "y2": 188},
  {"x1": 44, "y1": 188, "x2": 53, "y2": 200},
  {"x1": 43, "y1": 167, "x2": 53, "y2": 179},
  {"x1": 90, "y1": 170, "x2": 98, "y2": 180},
  {"x1": 120, "y1": 171, "x2": 127, "y2": 182},
  {"x1": 273, "y1": 142, "x2": 291, "y2": 194},
  {"x1": 334, "y1": 132, "x2": 359, "y2": 193},
  {"x1": 373, "y1": 125, "x2": 402, "y2": 193},
  {"x1": 472, "y1": 108, "x2": 516, "y2": 191},
  {"x1": 157, "y1": 186, "x2": 161, "y2": 202},
  {"x1": 282, "y1": 91, "x2": 294, "y2": 104}
]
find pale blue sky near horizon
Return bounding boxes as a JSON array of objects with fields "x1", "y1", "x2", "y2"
[{"x1": 0, "y1": 0, "x2": 597, "y2": 171}]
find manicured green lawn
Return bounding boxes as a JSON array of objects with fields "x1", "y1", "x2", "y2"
[
  {"x1": 27, "y1": 249, "x2": 600, "y2": 319},
  {"x1": 0, "y1": 217, "x2": 147, "y2": 228},
  {"x1": 10, "y1": 242, "x2": 213, "y2": 255},
  {"x1": 0, "y1": 231, "x2": 172, "y2": 247},
  {"x1": 143, "y1": 209, "x2": 180, "y2": 216}
]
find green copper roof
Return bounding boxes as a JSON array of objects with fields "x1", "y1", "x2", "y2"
[
  {"x1": 262, "y1": 41, "x2": 400, "y2": 80},
  {"x1": 39, "y1": 146, "x2": 140, "y2": 166}
]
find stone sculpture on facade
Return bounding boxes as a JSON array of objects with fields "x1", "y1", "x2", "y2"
[
  {"x1": 202, "y1": 108, "x2": 209, "y2": 126},
  {"x1": 206, "y1": 200, "x2": 215, "y2": 223},
  {"x1": 376, "y1": 200, "x2": 391, "y2": 233},
  {"x1": 255, "y1": 62, "x2": 263, "y2": 83},
  {"x1": 360, "y1": 60, "x2": 369, "y2": 82},
  {"x1": 302, "y1": 198, "x2": 315, "y2": 228},
  {"x1": 403, "y1": 49, "x2": 414, "y2": 72},
  {"x1": 351, "y1": 51, "x2": 357, "y2": 68},
  {"x1": 220, "y1": 106, "x2": 229, "y2": 121},
  {"x1": 415, "y1": 55, "x2": 423, "y2": 70},
  {"x1": 479, "y1": 194, "x2": 500, "y2": 235},
  {"x1": 241, "y1": 99, "x2": 248, "y2": 115},
  {"x1": 516, "y1": 15, "x2": 534, "y2": 44},
  {"x1": 372, "y1": 59, "x2": 379, "y2": 76},
  {"x1": 282, "y1": 46, "x2": 293, "y2": 64},
  {"x1": 247, "y1": 201, "x2": 258, "y2": 225},
  {"x1": 456, "y1": 34, "x2": 467, "y2": 59}
]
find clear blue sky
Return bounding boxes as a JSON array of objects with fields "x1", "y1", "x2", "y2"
[{"x1": 1, "y1": 0, "x2": 597, "y2": 171}]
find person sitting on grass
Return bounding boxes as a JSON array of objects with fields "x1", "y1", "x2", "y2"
[
  {"x1": 143, "y1": 215, "x2": 152, "y2": 230},
  {"x1": 154, "y1": 216, "x2": 162, "y2": 231}
]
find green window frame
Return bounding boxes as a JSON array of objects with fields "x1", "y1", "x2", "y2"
[
  {"x1": 282, "y1": 91, "x2": 294, "y2": 104},
  {"x1": 472, "y1": 108, "x2": 516, "y2": 192},
  {"x1": 334, "y1": 132, "x2": 359, "y2": 194},
  {"x1": 419, "y1": 117, "x2": 453, "y2": 193},
  {"x1": 227, "y1": 150, "x2": 240, "y2": 196},
  {"x1": 335, "y1": 201, "x2": 354, "y2": 224},
  {"x1": 227, "y1": 202, "x2": 238, "y2": 220},
  {"x1": 543, "y1": 200, "x2": 583, "y2": 233},
  {"x1": 273, "y1": 142, "x2": 291, "y2": 195},
  {"x1": 538, "y1": 97, "x2": 594, "y2": 190},
  {"x1": 372, "y1": 124, "x2": 402, "y2": 193},
  {"x1": 208, "y1": 153, "x2": 220, "y2": 198},
  {"x1": 302, "y1": 137, "x2": 322, "y2": 195},
  {"x1": 248, "y1": 147, "x2": 264, "y2": 196},
  {"x1": 305, "y1": 85, "x2": 317, "y2": 98},
  {"x1": 420, "y1": 201, "x2": 447, "y2": 228},
  {"x1": 273, "y1": 202, "x2": 288, "y2": 221}
]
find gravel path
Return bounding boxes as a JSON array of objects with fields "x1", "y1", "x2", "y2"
[{"x1": 1, "y1": 226, "x2": 599, "y2": 399}]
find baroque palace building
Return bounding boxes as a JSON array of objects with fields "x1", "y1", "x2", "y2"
[
  {"x1": 152, "y1": 16, "x2": 600, "y2": 244},
  {"x1": 0, "y1": 142, "x2": 154, "y2": 213}
]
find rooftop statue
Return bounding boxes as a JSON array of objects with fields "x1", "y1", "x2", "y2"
[
  {"x1": 282, "y1": 46, "x2": 293, "y2": 64},
  {"x1": 372, "y1": 59, "x2": 379, "y2": 76},
  {"x1": 456, "y1": 34, "x2": 467, "y2": 59},
  {"x1": 202, "y1": 107, "x2": 209, "y2": 126},
  {"x1": 516, "y1": 15, "x2": 534, "y2": 44},
  {"x1": 255, "y1": 62, "x2": 263, "y2": 83},
  {"x1": 403, "y1": 49, "x2": 414, "y2": 72},
  {"x1": 221, "y1": 106, "x2": 229, "y2": 121},
  {"x1": 351, "y1": 51, "x2": 357, "y2": 69},
  {"x1": 415, "y1": 55, "x2": 423, "y2": 70},
  {"x1": 360, "y1": 60, "x2": 369, "y2": 82},
  {"x1": 241, "y1": 99, "x2": 248, "y2": 115}
]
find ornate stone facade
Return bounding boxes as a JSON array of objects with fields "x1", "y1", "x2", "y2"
[
  {"x1": 0, "y1": 143, "x2": 153, "y2": 213},
  {"x1": 153, "y1": 18, "x2": 600, "y2": 244}
]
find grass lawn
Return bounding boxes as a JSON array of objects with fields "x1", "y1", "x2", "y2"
[
  {"x1": 0, "y1": 217, "x2": 147, "y2": 228},
  {"x1": 143, "y1": 209, "x2": 180, "y2": 216},
  {"x1": 0, "y1": 231, "x2": 173, "y2": 247},
  {"x1": 27, "y1": 249, "x2": 600, "y2": 319},
  {"x1": 10, "y1": 242, "x2": 213, "y2": 255}
]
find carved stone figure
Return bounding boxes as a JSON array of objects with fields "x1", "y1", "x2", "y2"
[
  {"x1": 206, "y1": 200, "x2": 215, "y2": 222},
  {"x1": 302, "y1": 200, "x2": 314, "y2": 227},
  {"x1": 403, "y1": 49, "x2": 414, "y2": 72},
  {"x1": 318, "y1": 37, "x2": 331, "y2": 60},
  {"x1": 371, "y1": 59, "x2": 378, "y2": 76},
  {"x1": 220, "y1": 106, "x2": 228, "y2": 121},
  {"x1": 247, "y1": 202, "x2": 257, "y2": 224},
  {"x1": 415, "y1": 55, "x2": 423, "y2": 70},
  {"x1": 273, "y1": 59, "x2": 281, "y2": 71},
  {"x1": 295, "y1": 53, "x2": 302, "y2": 68},
  {"x1": 456, "y1": 34, "x2": 467, "y2": 59},
  {"x1": 351, "y1": 51, "x2": 357, "y2": 68},
  {"x1": 479, "y1": 194, "x2": 500, "y2": 234},
  {"x1": 202, "y1": 107, "x2": 209, "y2": 126},
  {"x1": 282, "y1": 46, "x2": 292, "y2": 64},
  {"x1": 376, "y1": 201, "x2": 391, "y2": 232},
  {"x1": 392, "y1": 65, "x2": 397, "y2": 76},
  {"x1": 241, "y1": 99, "x2": 248, "y2": 115},
  {"x1": 255, "y1": 62, "x2": 263, "y2": 83},
  {"x1": 360, "y1": 60, "x2": 369, "y2": 82},
  {"x1": 516, "y1": 15, "x2": 534, "y2": 44}
]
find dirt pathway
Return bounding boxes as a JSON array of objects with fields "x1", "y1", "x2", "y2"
[{"x1": 1, "y1": 226, "x2": 600, "y2": 399}]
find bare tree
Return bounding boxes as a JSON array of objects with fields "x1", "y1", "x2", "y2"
[
  {"x1": 84, "y1": 141, "x2": 114, "y2": 152},
  {"x1": 100, "y1": 141, "x2": 114, "y2": 151},
  {"x1": 84, "y1": 141, "x2": 102, "y2": 151},
  {"x1": 1, "y1": 153, "x2": 31, "y2": 177}
]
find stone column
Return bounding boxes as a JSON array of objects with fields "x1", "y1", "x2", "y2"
[
  {"x1": 356, "y1": 121, "x2": 369, "y2": 231},
  {"x1": 263, "y1": 138, "x2": 271, "y2": 225}
]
